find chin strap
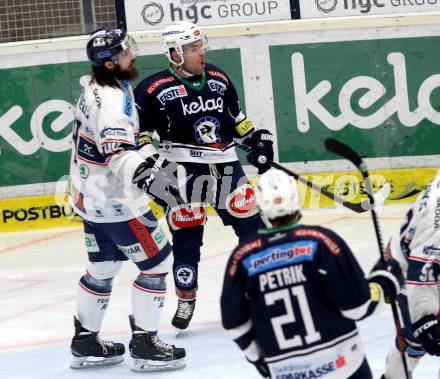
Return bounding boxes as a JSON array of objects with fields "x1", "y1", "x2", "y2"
[{"x1": 174, "y1": 63, "x2": 195, "y2": 78}]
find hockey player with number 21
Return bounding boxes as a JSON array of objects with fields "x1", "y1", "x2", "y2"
[
  {"x1": 221, "y1": 169, "x2": 403, "y2": 379},
  {"x1": 134, "y1": 21, "x2": 274, "y2": 332},
  {"x1": 68, "y1": 28, "x2": 185, "y2": 372}
]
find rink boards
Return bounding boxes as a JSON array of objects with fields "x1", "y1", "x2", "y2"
[
  {"x1": 0, "y1": 167, "x2": 436, "y2": 232},
  {"x1": 1, "y1": 13, "x2": 440, "y2": 231}
]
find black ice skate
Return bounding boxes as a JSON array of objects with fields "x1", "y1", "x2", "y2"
[
  {"x1": 171, "y1": 299, "x2": 196, "y2": 332},
  {"x1": 70, "y1": 316, "x2": 125, "y2": 369},
  {"x1": 129, "y1": 315, "x2": 186, "y2": 372}
]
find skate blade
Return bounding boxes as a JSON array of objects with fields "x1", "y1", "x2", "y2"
[
  {"x1": 70, "y1": 355, "x2": 124, "y2": 369},
  {"x1": 175, "y1": 327, "x2": 183, "y2": 337},
  {"x1": 131, "y1": 358, "x2": 186, "y2": 372}
]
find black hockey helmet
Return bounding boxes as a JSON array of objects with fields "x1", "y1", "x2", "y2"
[{"x1": 86, "y1": 27, "x2": 138, "y2": 67}]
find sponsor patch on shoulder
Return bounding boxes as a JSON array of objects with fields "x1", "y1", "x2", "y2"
[
  {"x1": 123, "y1": 94, "x2": 132, "y2": 117},
  {"x1": 293, "y1": 228, "x2": 341, "y2": 256},
  {"x1": 147, "y1": 76, "x2": 176, "y2": 94}
]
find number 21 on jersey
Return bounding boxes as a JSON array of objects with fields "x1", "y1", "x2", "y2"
[{"x1": 264, "y1": 285, "x2": 322, "y2": 350}]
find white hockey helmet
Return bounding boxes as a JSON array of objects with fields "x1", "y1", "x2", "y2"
[
  {"x1": 255, "y1": 169, "x2": 300, "y2": 227},
  {"x1": 161, "y1": 21, "x2": 208, "y2": 65}
]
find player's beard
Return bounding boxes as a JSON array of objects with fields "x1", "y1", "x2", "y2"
[{"x1": 115, "y1": 60, "x2": 139, "y2": 81}]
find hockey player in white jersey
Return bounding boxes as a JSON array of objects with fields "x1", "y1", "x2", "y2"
[
  {"x1": 69, "y1": 27, "x2": 185, "y2": 371},
  {"x1": 382, "y1": 170, "x2": 440, "y2": 379}
]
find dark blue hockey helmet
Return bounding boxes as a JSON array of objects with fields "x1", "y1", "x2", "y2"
[{"x1": 86, "y1": 27, "x2": 138, "y2": 67}]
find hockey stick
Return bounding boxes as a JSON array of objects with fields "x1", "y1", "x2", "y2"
[
  {"x1": 324, "y1": 138, "x2": 412, "y2": 379},
  {"x1": 388, "y1": 181, "x2": 422, "y2": 201},
  {"x1": 235, "y1": 143, "x2": 390, "y2": 213}
]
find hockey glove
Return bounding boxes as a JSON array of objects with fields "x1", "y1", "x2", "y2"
[
  {"x1": 244, "y1": 130, "x2": 274, "y2": 174},
  {"x1": 368, "y1": 258, "x2": 403, "y2": 303},
  {"x1": 412, "y1": 314, "x2": 440, "y2": 356},
  {"x1": 133, "y1": 154, "x2": 185, "y2": 207},
  {"x1": 246, "y1": 356, "x2": 270, "y2": 378}
]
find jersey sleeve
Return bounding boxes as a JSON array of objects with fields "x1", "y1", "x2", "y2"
[
  {"x1": 134, "y1": 81, "x2": 166, "y2": 134},
  {"x1": 217, "y1": 71, "x2": 255, "y2": 141},
  {"x1": 220, "y1": 252, "x2": 259, "y2": 359},
  {"x1": 94, "y1": 88, "x2": 145, "y2": 182},
  {"x1": 133, "y1": 81, "x2": 163, "y2": 158},
  {"x1": 313, "y1": 228, "x2": 373, "y2": 321}
]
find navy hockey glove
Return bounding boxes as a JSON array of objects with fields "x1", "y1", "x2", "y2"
[
  {"x1": 368, "y1": 258, "x2": 403, "y2": 303},
  {"x1": 412, "y1": 314, "x2": 440, "y2": 356},
  {"x1": 246, "y1": 356, "x2": 270, "y2": 378},
  {"x1": 244, "y1": 130, "x2": 274, "y2": 174},
  {"x1": 133, "y1": 154, "x2": 185, "y2": 207}
]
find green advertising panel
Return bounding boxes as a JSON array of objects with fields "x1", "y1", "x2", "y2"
[
  {"x1": 0, "y1": 49, "x2": 243, "y2": 188},
  {"x1": 270, "y1": 37, "x2": 440, "y2": 163}
]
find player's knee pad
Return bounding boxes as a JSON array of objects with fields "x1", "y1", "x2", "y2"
[
  {"x1": 81, "y1": 261, "x2": 122, "y2": 293},
  {"x1": 225, "y1": 183, "x2": 259, "y2": 219},
  {"x1": 135, "y1": 272, "x2": 167, "y2": 291},
  {"x1": 80, "y1": 273, "x2": 114, "y2": 293},
  {"x1": 87, "y1": 260, "x2": 122, "y2": 279},
  {"x1": 168, "y1": 203, "x2": 206, "y2": 230}
]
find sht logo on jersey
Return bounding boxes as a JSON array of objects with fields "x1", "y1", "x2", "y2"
[
  {"x1": 194, "y1": 116, "x2": 221, "y2": 144},
  {"x1": 157, "y1": 85, "x2": 187, "y2": 105}
]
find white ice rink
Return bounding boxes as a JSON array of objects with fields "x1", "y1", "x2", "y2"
[{"x1": 1, "y1": 204, "x2": 438, "y2": 379}]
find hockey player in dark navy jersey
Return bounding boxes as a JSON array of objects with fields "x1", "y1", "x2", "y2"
[
  {"x1": 221, "y1": 169, "x2": 403, "y2": 378},
  {"x1": 134, "y1": 21, "x2": 274, "y2": 332}
]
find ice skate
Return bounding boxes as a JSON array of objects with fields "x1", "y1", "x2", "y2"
[
  {"x1": 129, "y1": 315, "x2": 186, "y2": 372},
  {"x1": 70, "y1": 316, "x2": 125, "y2": 369},
  {"x1": 171, "y1": 299, "x2": 196, "y2": 333}
]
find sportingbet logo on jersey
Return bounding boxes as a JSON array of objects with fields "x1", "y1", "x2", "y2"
[
  {"x1": 243, "y1": 240, "x2": 318, "y2": 275},
  {"x1": 157, "y1": 85, "x2": 187, "y2": 105}
]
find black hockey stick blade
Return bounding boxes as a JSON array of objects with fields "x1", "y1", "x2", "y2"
[
  {"x1": 325, "y1": 138, "x2": 363, "y2": 170},
  {"x1": 388, "y1": 182, "x2": 422, "y2": 200}
]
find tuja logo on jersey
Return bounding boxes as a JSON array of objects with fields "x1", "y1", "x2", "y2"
[{"x1": 181, "y1": 96, "x2": 223, "y2": 115}]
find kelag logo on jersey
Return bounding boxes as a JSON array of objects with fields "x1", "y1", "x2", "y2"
[
  {"x1": 157, "y1": 85, "x2": 187, "y2": 105},
  {"x1": 243, "y1": 240, "x2": 317, "y2": 275},
  {"x1": 207, "y1": 79, "x2": 226, "y2": 95},
  {"x1": 181, "y1": 96, "x2": 223, "y2": 115}
]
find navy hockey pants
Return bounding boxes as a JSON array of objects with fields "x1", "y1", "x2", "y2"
[{"x1": 161, "y1": 160, "x2": 262, "y2": 299}]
